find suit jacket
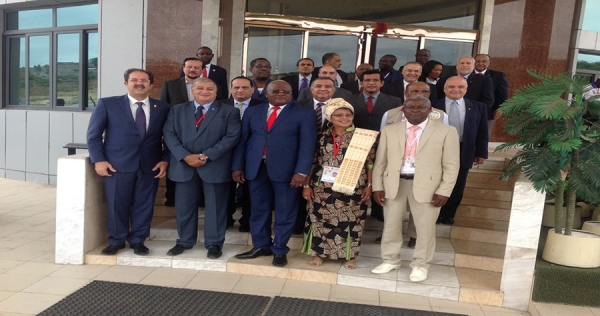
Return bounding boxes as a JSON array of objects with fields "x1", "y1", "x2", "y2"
[
  {"x1": 379, "y1": 69, "x2": 403, "y2": 84},
  {"x1": 207, "y1": 64, "x2": 229, "y2": 100},
  {"x1": 87, "y1": 95, "x2": 170, "y2": 173},
  {"x1": 475, "y1": 69, "x2": 508, "y2": 119},
  {"x1": 381, "y1": 81, "x2": 438, "y2": 104},
  {"x1": 345, "y1": 93, "x2": 402, "y2": 131},
  {"x1": 163, "y1": 100, "x2": 241, "y2": 183},
  {"x1": 373, "y1": 119, "x2": 460, "y2": 202},
  {"x1": 297, "y1": 87, "x2": 352, "y2": 101},
  {"x1": 220, "y1": 97, "x2": 264, "y2": 108},
  {"x1": 232, "y1": 102, "x2": 317, "y2": 182},
  {"x1": 252, "y1": 79, "x2": 273, "y2": 103},
  {"x1": 295, "y1": 98, "x2": 329, "y2": 131},
  {"x1": 160, "y1": 77, "x2": 190, "y2": 106},
  {"x1": 312, "y1": 67, "x2": 348, "y2": 85},
  {"x1": 433, "y1": 98, "x2": 489, "y2": 169},
  {"x1": 281, "y1": 74, "x2": 315, "y2": 100},
  {"x1": 340, "y1": 80, "x2": 361, "y2": 95},
  {"x1": 436, "y1": 74, "x2": 494, "y2": 114}
]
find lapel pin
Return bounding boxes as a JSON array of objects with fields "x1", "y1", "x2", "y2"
[{"x1": 153, "y1": 104, "x2": 157, "y2": 108}]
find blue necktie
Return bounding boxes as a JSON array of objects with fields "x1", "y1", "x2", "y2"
[{"x1": 135, "y1": 102, "x2": 146, "y2": 139}]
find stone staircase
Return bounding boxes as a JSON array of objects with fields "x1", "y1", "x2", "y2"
[{"x1": 84, "y1": 149, "x2": 516, "y2": 308}]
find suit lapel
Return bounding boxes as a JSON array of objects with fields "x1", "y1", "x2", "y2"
[
  {"x1": 417, "y1": 120, "x2": 436, "y2": 152},
  {"x1": 120, "y1": 95, "x2": 137, "y2": 128},
  {"x1": 178, "y1": 78, "x2": 189, "y2": 102},
  {"x1": 269, "y1": 102, "x2": 293, "y2": 131},
  {"x1": 396, "y1": 121, "x2": 407, "y2": 157},
  {"x1": 464, "y1": 99, "x2": 475, "y2": 134},
  {"x1": 186, "y1": 102, "x2": 197, "y2": 134},
  {"x1": 147, "y1": 98, "x2": 160, "y2": 135}
]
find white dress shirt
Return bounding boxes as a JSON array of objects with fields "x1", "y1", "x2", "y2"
[{"x1": 128, "y1": 95, "x2": 150, "y2": 130}]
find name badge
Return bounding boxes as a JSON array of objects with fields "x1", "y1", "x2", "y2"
[
  {"x1": 321, "y1": 166, "x2": 340, "y2": 183},
  {"x1": 401, "y1": 158, "x2": 416, "y2": 174}
]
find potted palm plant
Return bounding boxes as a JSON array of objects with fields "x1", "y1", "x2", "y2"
[{"x1": 496, "y1": 70, "x2": 600, "y2": 268}]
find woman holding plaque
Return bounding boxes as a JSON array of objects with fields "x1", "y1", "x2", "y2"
[{"x1": 301, "y1": 98, "x2": 378, "y2": 269}]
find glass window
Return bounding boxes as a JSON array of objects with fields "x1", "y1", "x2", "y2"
[
  {"x1": 577, "y1": 53, "x2": 600, "y2": 71},
  {"x1": 246, "y1": 28, "x2": 303, "y2": 78},
  {"x1": 6, "y1": 9, "x2": 52, "y2": 31},
  {"x1": 424, "y1": 39, "x2": 474, "y2": 77},
  {"x1": 582, "y1": 1, "x2": 600, "y2": 32},
  {"x1": 57, "y1": 4, "x2": 98, "y2": 27},
  {"x1": 373, "y1": 37, "x2": 419, "y2": 70},
  {"x1": 28, "y1": 35, "x2": 51, "y2": 107},
  {"x1": 8, "y1": 37, "x2": 26, "y2": 105},
  {"x1": 307, "y1": 34, "x2": 358, "y2": 74},
  {"x1": 87, "y1": 32, "x2": 98, "y2": 109},
  {"x1": 247, "y1": 0, "x2": 480, "y2": 30},
  {"x1": 57, "y1": 33, "x2": 80, "y2": 107}
]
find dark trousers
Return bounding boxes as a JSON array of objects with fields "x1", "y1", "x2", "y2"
[
  {"x1": 247, "y1": 161, "x2": 299, "y2": 255},
  {"x1": 439, "y1": 164, "x2": 469, "y2": 220},
  {"x1": 228, "y1": 181, "x2": 251, "y2": 226},
  {"x1": 165, "y1": 178, "x2": 176, "y2": 202},
  {"x1": 295, "y1": 192, "x2": 307, "y2": 231},
  {"x1": 103, "y1": 167, "x2": 158, "y2": 246}
]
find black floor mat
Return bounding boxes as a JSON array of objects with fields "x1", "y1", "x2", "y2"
[{"x1": 39, "y1": 280, "x2": 466, "y2": 316}]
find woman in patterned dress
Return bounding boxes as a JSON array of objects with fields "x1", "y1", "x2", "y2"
[{"x1": 301, "y1": 99, "x2": 376, "y2": 269}]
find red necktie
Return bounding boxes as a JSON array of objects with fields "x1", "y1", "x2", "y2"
[
  {"x1": 264, "y1": 106, "x2": 280, "y2": 156},
  {"x1": 202, "y1": 66, "x2": 208, "y2": 78},
  {"x1": 366, "y1": 96, "x2": 374, "y2": 114}
]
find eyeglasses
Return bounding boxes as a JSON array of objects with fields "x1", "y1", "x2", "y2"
[
  {"x1": 403, "y1": 106, "x2": 430, "y2": 111},
  {"x1": 129, "y1": 79, "x2": 150, "y2": 83},
  {"x1": 331, "y1": 114, "x2": 354, "y2": 118},
  {"x1": 253, "y1": 65, "x2": 272, "y2": 69},
  {"x1": 268, "y1": 90, "x2": 292, "y2": 95}
]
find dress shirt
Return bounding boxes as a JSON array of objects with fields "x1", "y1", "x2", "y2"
[
  {"x1": 403, "y1": 80, "x2": 410, "y2": 92},
  {"x1": 476, "y1": 69, "x2": 487, "y2": 75},
  {"x1": 127, "y1": 95, "x2": 150, "y2": 130},
  {"x1": 234, "y1": 98, "x2": 250, "y2": 119},
  {"x1": 363, "y1": 92, "x2": 380, "y2": 107},
  {"x1": 426, "y1": 77, "x2": 438, "y2": 85},
  {"x1": 267, "y1": 104, "x2": 287, "y2": 121},
  {"x1": 400, "y1": 118, "x2": 428, "y2": 174},
  {"x1": 335, "y1": 73, "x2": 343, "y2": 88},
  {"x1": 299, "y1": 74, "x2": 312, "y2": 89},
  {"x1": 185, "y1": 80, "x2": 194, "y2": 102},
  {"x1": 445, "y1": 97, "x2": 466, "y2": 141},
  {"x1": 312, "y1": 99, "x2": 329, "y2": 127},
  {"x1": 194, "y1": 100, "x2": 213, "y2": 115}
]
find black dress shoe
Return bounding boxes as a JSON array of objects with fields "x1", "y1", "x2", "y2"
[
  {"x1": 272, "y1": 254, "x2": 288, "y2": 267},
  {"x1": 130, "y1": 243, "x2": 149, "y2": 256},
  {"x1": 408, "y1": 238, "x2": 416, "y2": 248},
  {"x1": 438, "y1": 217, "x2": 454, "y2": 225},
  {"x1": 235, "y1": 247, "x2": 273, "y2": 259},
  {"x1": 207, "y1": 245, "x2": 222, "y2": 259},
  {"x1": 101, "y1": 244, "x2": 125, "y2": 255},
  {"x1": 238, "y1": 224, "x2": 250, "y2": 233},
  {"x1": 167, "y1": 244, "x2": 192, "y2": 256},
  {"x1": 164, "y1": 199, "x2": 175, "y2": 207}
]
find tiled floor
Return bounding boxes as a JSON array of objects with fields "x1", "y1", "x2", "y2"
[{"x1": 0, "y1": 177, "x2": 594, "y2": 316}]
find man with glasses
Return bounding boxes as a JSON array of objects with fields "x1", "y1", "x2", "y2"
[
  {"x1": 87, "y1": 68, "x2": 171, "y2": 256},
  {"x1": 232, "y1": 80, "x2": 316, "y2": 267},
  {"x1": 248, "y1": 58, "x2": 273, "y2": 103}
]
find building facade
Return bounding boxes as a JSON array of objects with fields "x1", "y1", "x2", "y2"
[{"x1": 0, "y1": 0, "x2": 595, "y2": 184}]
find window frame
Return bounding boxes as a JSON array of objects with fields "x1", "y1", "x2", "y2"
[{"x1": 3, "y1": 3, "x2": 98, "y2": 111}]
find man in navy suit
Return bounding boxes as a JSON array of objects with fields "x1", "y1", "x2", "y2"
[
  {"x1": 160, "y1": 57, "x2": 205, "y2": 207},
  {"x1": 249, "y1": 58, "x2": 273, "y2": 103},
  {"x1": 433, "y1": 76, "x2": 488, "y2": 224},
  {"x1": 474, "y1": 54, "x2": 509, "y2": 136},
  {"x1": 162, "y1": 78, "x2": 241, "y2": 258},
  {"x1": 220, "y1": 76, "x2": 263, "y2": 232},
  {"x1": 232, "y1": 80, "x2": 316, "y2": 267},
  {"x1": 87, "y1": 68, "x2": 170, "y2": 256},
  {"x1": 196, "y1": 46, "x2": 229, "y2": 100},
  {"x1": 281, "y1": 58, "x2": 315, "y2": 100}
]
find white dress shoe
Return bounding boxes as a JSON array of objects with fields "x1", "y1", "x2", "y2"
[
  {"x1": 409, "y1": 266, "x2": 428, "y2": 282},
  {"x1": 371, "y1": 263, "x2": 401, "y2": 274}
]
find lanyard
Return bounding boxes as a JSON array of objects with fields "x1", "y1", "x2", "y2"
[
  {"x1": 332, "y1": 131, "x2": 343, "y2": 157},
  {"x1": 195, "y1": 111, "x2": 208, "y2": 128}
]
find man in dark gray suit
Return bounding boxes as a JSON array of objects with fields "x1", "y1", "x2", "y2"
[
  {"x1": 163, "y1": 78, "x2": 241, "y2": 258},
  {"x1": 297, "y1": 66, "x2": 351, "y2": 101}
]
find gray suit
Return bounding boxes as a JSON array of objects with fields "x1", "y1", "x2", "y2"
[
  {"x1": 297, "y1": 87, "x2": 352, "y2": 101},
  {"x1": 163, "y1": 100, "x2": 241, "y2": 248}
]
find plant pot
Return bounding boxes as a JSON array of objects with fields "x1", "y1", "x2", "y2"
[
  {"x1": 582, "y1": 221, "x2": 600, "y2": 236},
  {"x1": 541, "y1": 203, "x2": 582, "y2": 229},
  {"x1": 542, "y1": 229, "x2": 600, "y2": 268},
  {"x1": 578, "y1": 202, "x2": 594, "y2": 218},
  {"x1": 593, "y1": 206, "x2": 600, "y2": 221}
]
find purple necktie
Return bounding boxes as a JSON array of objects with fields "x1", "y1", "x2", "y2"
[
  {"x1": 299, "y1": 77, "x2": 308, "y2": 91},
  {"x1": 135, "y1": 102, "x2": 146, "y2": 139}
]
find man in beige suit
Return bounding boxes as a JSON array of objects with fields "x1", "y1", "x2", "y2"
[{"x1": 371, "y1": 95, "x2": 460, "y2": 282}]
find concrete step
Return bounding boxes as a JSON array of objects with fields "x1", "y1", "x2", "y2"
[
  {"x1": 453, "y1": 217, "x2": 509, "y2": 232},
  {"x1": 465, "y1": 169, "x2": 512, "y2": 187},
  {"x1": 462, "y1": 187, "x2": 513, "y2": 202},
  {"x1": 459, "y1": 197, "x2": 512, "y2": 210},
  {"x1": 455, "y1": 205, "x2": 511, "y2": 222},
  {"x1": 450, "y1": 226, "x2": 507, "y2": 245}
]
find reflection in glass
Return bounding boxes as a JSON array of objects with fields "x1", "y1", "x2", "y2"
[
  {"x1": 57, "y1": 33, "x2": 80, "y2": 107},
  {"x1": 373, "y1": 37, "x2": 419, "y2": 70},
  {"x1": 582, "y1": 2, "x2": 600, "y2": 32},
  {"x1": 28, "y1": 35, "x2": 50, "y2": 106},
  {"x1": 57, "y1": 4, "x2": 99, "y2": 27},
  {"x1": 577, "y1": 53, "x2": 600, "y2": 71},
  {"x1": 307, "y1": 34, "x2": 358, "y2": 75},
  {"x1": 88, "y1": 32, "x2": 99, "y2": 109},
  {"x1": 246, "y1": 28, "x2": 303, "y2": 78},
  {"x1": 425, "y1": 39, "x2": 473, "y2": 77},
  {"x1": 6, "y1": 9, "x2": 52, "y2": 31},
  {"x1": 247, "y1": 0, "x2": 479, "y2": 30},
  {"x1": 8, "y1": 37, "x2": 26, "y2": 105}
]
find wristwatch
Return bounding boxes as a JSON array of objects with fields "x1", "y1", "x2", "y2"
[{"x1": 297, "y1": 173, "x2": 307, "y2": 177}]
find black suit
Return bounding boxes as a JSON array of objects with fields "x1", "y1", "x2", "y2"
[
  {"x1": 433, "y1": 98, "x2": 488, "y2": 220},
  {"x1": 437, "y1": 75, "x2": 494, "y2": 114},
  {"x1": 207, "y1": 64, "x2": 229, "y2": 101},
  {"x1": 220, "y1": 97, "x2": 263, "y2": 228},
  {"x1": 313, "y1": 67, "x2": 348, "y2": 85},
  {"x1": 475, "y1": 69, "x2": 508, "y2": 120},
  {"x1": 340, "y1": 80, "x2": 361, "y2": 95},
  {"x1": 282, "y1": 74, "x2": 314, "y2": 100}
]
